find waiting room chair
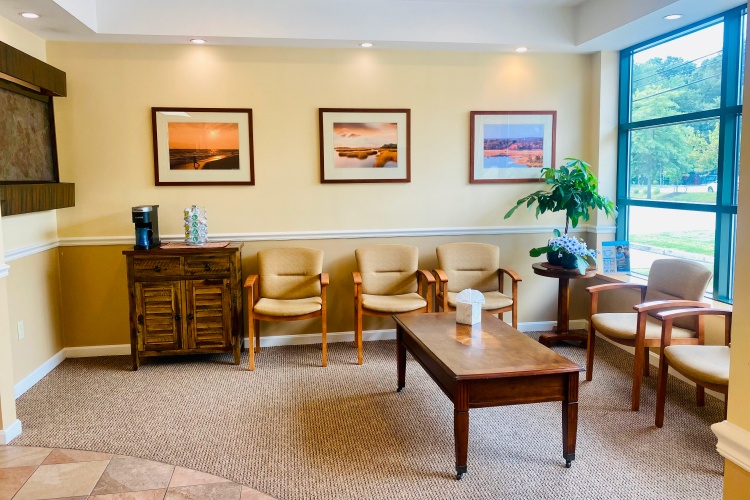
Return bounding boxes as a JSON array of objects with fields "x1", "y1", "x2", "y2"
[
  {"x1": 433, "y1": 242, "x2": 522, "y2": 328},
  {"x1": 353, "y1": 244, "x2": 434, "y2": 365},
  {"x1": 245, "y1": 247, "x2": 328, "y2": 371},
  {"x1": 654, "y1": 307, "x2": 731, "y2": 428},
  {"x1": 586, "y1": 258, "x2": 712, "y2": 410}
]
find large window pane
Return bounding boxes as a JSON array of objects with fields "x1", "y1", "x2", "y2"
[
  {"x1": 741, "y1": 13, "x2": 746, "y2": 104},
  {"x1": 628, "y1": 119, "x2": 719, "y2": 203},
  {"x1": 632, "y1": 22, "x2": 723, "y2": 121},
  {"x1": 627, "y1": 207, "x2": 714, "y2": 290}
]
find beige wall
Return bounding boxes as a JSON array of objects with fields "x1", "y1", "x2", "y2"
[{"x1": 723, "y1": 0, "x2": 750, "y2": 491}]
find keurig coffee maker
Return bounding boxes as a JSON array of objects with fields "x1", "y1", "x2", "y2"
[{"x1": 132, "y1": 205, "x2": 161, "y2": 250}]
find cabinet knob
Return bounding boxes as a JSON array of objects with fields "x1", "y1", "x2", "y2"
[
  {"x1": 154, "y1": 265, "x2": 161, "y2": 272},
  {"x1": 204, "y1": 263, "x2": 212, "y2": 271},
  {"x1": 175, "y1": 314, "x2": 181, "y2": 321},
  {"x1": 187, "y1": 313, "x2": 194, "y2": 321}
]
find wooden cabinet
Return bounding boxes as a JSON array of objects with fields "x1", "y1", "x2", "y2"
[{"x1": 123, "y1": 243, "x2": 243, "y2": 370}]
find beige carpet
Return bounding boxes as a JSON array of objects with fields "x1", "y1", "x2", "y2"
[{"x1": 11, "y1": 333, "x2": 723, "y2": 500}]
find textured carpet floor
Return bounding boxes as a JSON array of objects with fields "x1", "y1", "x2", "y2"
[{"x1": 12, "y1": 333, "x2": 723, "y2": 500}]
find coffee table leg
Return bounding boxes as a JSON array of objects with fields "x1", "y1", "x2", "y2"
[
  {"x1": 562, "y1": 372, "x2": 579, "y2": 467},
  {"x1": 397, "y1": 324, "x2": 406, "y2": 392},
  {"x1": 454, "y1": 383, "x2": 469, "y2": 480}
]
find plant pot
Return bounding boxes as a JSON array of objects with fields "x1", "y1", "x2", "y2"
[{"x1": 547, "y1": 251, "x2": 578, "y2": 270}]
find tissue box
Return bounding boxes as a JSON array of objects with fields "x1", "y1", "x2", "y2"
[{"x1": 455, "y1": 289, "x2": 485, "y2": 325}]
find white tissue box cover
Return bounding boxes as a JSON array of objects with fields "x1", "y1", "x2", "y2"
[{"x1": 455, "y1": 289, "x2": 485, "y2": 325}]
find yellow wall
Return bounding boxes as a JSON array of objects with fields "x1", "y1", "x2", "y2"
[{"x1": 41, "y1": 42, "x2": 598, "y2": 348}]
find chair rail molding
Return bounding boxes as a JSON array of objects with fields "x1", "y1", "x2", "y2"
[
  {"x1": 713, "y1": 420, "x2": 750, "y2": 473},
  {"x1": 0, "y1": 263, "x2": 9, "y2": 278}
]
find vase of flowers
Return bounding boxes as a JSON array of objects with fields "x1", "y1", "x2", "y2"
[{"x1": 504, "y1": 158, "x2": 617, "y2": 275}]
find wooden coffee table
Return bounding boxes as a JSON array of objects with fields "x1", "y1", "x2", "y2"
[{"x1": 395, "y1": 311, "x2": 583, "y2": 479}]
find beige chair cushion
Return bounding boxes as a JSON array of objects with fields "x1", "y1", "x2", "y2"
[
  {"x1": 644, "y1": 258, "x2": 712, "y2": 330},
  {"x1": 592, "y1": 312, "x2": 696, "y2": 340},
  {"x1": 436, "y1": 242, "x2": 500, "y2": 293},
  {"x1": 254, "y1": 297, "x2": 322, "y2": 317},
  {"x1": 447, "y1": 291, "x2": 512, "y2": 310},
  {"x1": 361, "y1": 293, "x2": 427, "y2": 313},
  {"x1": 259, "y1": 247, "x2": 323, "y2": 300},
  {"x1": 665, "y1": 345, "x2": 730, "y2": 387},
  {"x1": 356, "y1": 245, "x2": 418, "y2": 296}
]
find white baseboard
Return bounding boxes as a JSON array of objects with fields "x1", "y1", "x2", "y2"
[
  {"x1": 713, "y1": 420, "x2": 750, "y2": 473},
  {"x1": 14, "y1": 349, "x2": 65, "y2": 398},
  {"x1": 0, "y1": 419, "x2": 22, "y2": 445}
]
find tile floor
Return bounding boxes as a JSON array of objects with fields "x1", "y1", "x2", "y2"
[{"x1": 0, "y1": 446, "x2": 275, "y2": 500}]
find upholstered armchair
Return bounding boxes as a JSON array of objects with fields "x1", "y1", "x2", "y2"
[
  {"x1": 353, "y1": 244, "x2": 434, "y2": 365},
  {"x1": 586, "y1": 258, "x2": 712, "y2": 411},
  {"x1": 654, "y1": 307, "x2": 731, "y2": 428},
  {"x1": 245, "y1": 247, "x2": 328, "y2": 371},
  {"x1": 433, "y1": 242, "x2": 522, "y2": 328}
]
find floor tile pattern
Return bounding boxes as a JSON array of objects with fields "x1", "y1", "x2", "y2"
[{"x1": 0, "y1": 446, "x2": 274, "y2": 500}]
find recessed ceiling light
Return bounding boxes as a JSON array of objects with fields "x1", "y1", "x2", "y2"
[
  {"x1": 190, "y1": 38, "x2": 206, "y2": 44},
  {"x1": 20, "y1": 12, "x2": 40, "y2": 19},
  {"x1": 360, "y1": 42, "x2": 373, "y2": 48},
  {"x1": 664, "y1": 14, "x2": 683, "y2": 20},
  {"x1": 515, "y1": 47, "x2": 528, "y2": 53}
]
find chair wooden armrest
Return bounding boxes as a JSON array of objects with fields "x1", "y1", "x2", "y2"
[
  {"x1": 352, "y1": 271, "x2": 362, "y2": 285},
  {"x1": 417, "y1": 269, "x2": 435, "y2": 312},
  {"x1": 244, "y1": 275, "x2": 260, "y2": 306},
  {"x1": 418, "y1": 269, "x2": 436, "y2": 284},
  {"x1": 499, "y1": 267, "x2": 522, "y2": 282},
  {"x1": 320, "y1": 273, "x2": 329, "y2": 286},
  {"x1": 244, "y1": 275, "x2": 258, "y2": 288},
  {"x1": 657, "y1": 307, "x2": 732, "y2": 346},
  {"x1": 587, "y1": 282, "x2": 647, "y2": 316},
  {"x1": 433, "y1": 269, "x2": 448, "y2": 283}
]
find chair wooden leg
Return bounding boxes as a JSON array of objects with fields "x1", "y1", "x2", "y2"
[
  {"x1": 696, "y1": 385, "x2": 706, "y2": 407},
  {"x1": 655, "y1": 353, "x2": 669, "y2": 428},
  {"x1": 632, "y1": 344, "x2": 645, "y2": 411},
  {"x1": 248, "y1": 314, "x2": 255, "y2": 371},
  {"x1": 321, "y1": 314, "x2": 328, "y2": 367},
  {"x1": 586, "y1": 324, "x2": 596, "y2": 382},
  {"x1": 254, "y1": 319, "x2": 261, "y2": 353},
  {"x1": 643, "y1": 349, "x2": 650, "y2": 377},
  {"x1": 724, "y1": 394, "x2": 729, "y2": 420},
  {"x1": 355, "y1": 308, "x2": 363, "y2": 365}
]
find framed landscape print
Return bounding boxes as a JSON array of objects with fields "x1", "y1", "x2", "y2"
[
  {"x1": 469, "y1": 111, "x2": 556, "y2": 184},
  {"x1": 319, "y1": 108, "x2": 410, "y2": 183},
  {"x1": 151, "y1": 107, "x2": 254, "y2": 186}
]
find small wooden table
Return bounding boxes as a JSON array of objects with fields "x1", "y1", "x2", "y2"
[
  {"x1": 395, "y1": 312, "x2": 583, "y2": 479},
  {"x1": 532, "y1": 262, "x2": 596, "y2": 347}
]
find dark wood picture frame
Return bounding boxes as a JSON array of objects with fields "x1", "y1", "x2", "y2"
[
  {"x1": 152, "y1": 107, "x2": 254, "y2": 186},
  {"x1": 469, "y1": 110, "x2": 556, "y2": 184},
  {"x1": 319, "y1": 108, "x2": 411, "y2": 183}
]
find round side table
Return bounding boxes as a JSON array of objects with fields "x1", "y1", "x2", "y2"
[{"x1": 532, "y1": 262, "x2": 597, "y2": 347}]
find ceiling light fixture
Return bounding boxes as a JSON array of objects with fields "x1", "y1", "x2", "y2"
[
  {"x1": 515, "y1": 47, "x2": 528, "y2": 53},
  {"x1": 19, "y1": 12, "x2": 40, "y2": 19},
  {"x1": 664, "y1": 14, "x2": 683, "y2": 20},
  {"x1": 360, "y1": 42, "x2": 373, "y2": 48},
  {"x1": 190, "y1": 38, "x2": 206, "y2": 44}
]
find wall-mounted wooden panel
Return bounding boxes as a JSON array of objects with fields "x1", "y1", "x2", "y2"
[
  {"x1": 0, "y1": 183, "x2": 75, "y2": 216},
  {"x1": 0, "y1": 41, "x2": 66, "y2": 96}
]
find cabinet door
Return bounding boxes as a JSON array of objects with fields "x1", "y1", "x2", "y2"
[
  {"x1": 134, "y1": 281, "x2": 182, "y2": 351},
  {"x1": 185, "y1": 279, "x2": 231, "y2": 349}
]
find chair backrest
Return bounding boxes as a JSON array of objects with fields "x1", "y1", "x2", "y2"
[
  {"x1": 645, "y1": 258, "x2": 712, "y2": 330},
  {"x1": 355, "y1": 244, "x2": 418, "y2": 295},
  {"x1": 436, "y1": 242, "x2": 500, "y2": 293},
  {"x1": 258, "y1": 247, "x2": 323, "y2": 300}
]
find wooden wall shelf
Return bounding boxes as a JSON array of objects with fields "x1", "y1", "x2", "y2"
[{"x1": 0, "y1": 183, "x2": 75, "y2": 216}]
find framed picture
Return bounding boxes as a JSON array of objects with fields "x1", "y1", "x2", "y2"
[
  {"x1": 151, "y1": 107, "x2": 254, "y2": 186},
  {"x1": 469, "y1": 111, "x2": 556, "y2": 184},
  {"x1": 319, "y1": 108, "x2": 410, "y2": 183}
]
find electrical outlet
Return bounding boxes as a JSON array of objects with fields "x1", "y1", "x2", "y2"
[{"x1": 17, "y1": 321, "x2": 24, "y2": 340}]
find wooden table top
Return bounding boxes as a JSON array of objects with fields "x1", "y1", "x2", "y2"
[
  {"x1": 531, "y1": 262, "x2": 597, "y2": 279},
  {"x1": 395, "y1": 312, "x2": 582, "y2": 380}
]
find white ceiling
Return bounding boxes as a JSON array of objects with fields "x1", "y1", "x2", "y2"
[{"x1": 0, "y1": 0, "x2": 745, "y2": 53}]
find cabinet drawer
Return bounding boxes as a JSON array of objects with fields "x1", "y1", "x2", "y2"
[
  {"x1": 184, "y1": 255, "x2": 231, "y2": 276},
  {"x1": 133, "y1": 256, "x2": 182, "y2": 277}
]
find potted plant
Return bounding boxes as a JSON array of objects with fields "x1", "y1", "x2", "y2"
[{"x1": 504, "y1": 158, "x2": 617, "y2": 274}]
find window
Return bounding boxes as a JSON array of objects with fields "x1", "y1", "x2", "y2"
[{"x1": 618, "y1": 6, "x2": 746, "y2": 303}]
